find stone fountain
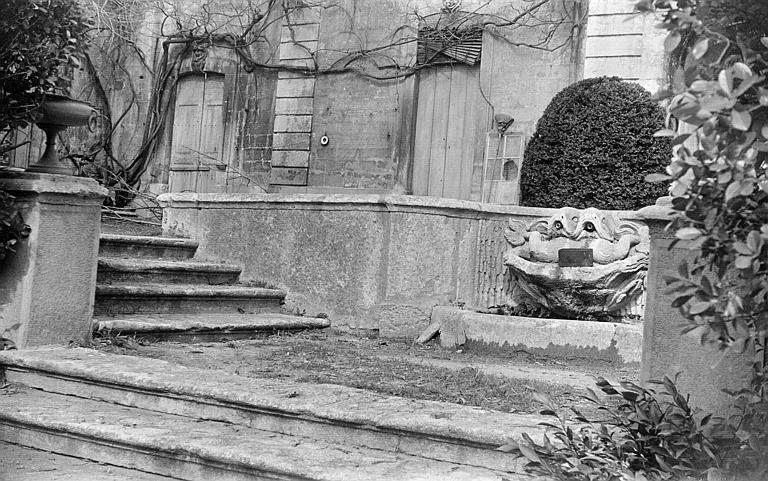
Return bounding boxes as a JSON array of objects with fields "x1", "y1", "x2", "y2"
[{"x1": 504, "y1": 207, "x2": 649, "y2": 321}]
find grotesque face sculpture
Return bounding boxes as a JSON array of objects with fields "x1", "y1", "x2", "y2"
[{"x1": 504, "y1": 208, "x2": 649, "y2": 321}]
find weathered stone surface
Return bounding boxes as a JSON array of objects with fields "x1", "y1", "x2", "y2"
[
  {"x1": 94, "y1": 284, "x2": 285, "y2": 315},
  {"x1": 93, "y1": 312, "x2": 329, "y2": 334},
  {"x1": 0, "y1": 172, "x2": 107, "y2": 348},
  {"x1": 0, "y1": 387, "x2": 517, "y2": 481},
  {"x1": 434, "y1": 306, "x2": 642, "y2": 364},
  {"x1": 97, "y1": 257, "x2": 241, "y2": 284},
  {"x1": 638, "y1": 210, "x2": 754, "y2": 413},
  {"x1": 0, "y1": 347, "x2": 546, "y2": 474},
  {"x1": 99, "y1": 234, "x2": 198, "y2": 259},
  {"x1": 0, "y1": 441, "x2": 174, "y2": 481}
]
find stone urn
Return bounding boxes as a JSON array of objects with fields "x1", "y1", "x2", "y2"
[{"x1": 26, "y1": 95, "x2": 97, "y2": 175}]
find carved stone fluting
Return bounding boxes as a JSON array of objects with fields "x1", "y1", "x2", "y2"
[{"x1": 503, "y1": 207, "x2": 649, "y2": 321}]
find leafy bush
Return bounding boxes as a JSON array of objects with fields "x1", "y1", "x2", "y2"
[
  {"x1": 0, "y1": 0, "x2": 91, "y2": 146},
  {"x1": 520, "y1": 77, "x2": 671, "y2": 210},
  {"x1": 503, "y1": 377, "x2": 719, "y2": 481}
]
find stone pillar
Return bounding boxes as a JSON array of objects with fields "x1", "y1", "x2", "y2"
[
  {"x1": 638, "y1": 201, "x2": 755, "y2": 414},
  {"x1": 0, "y1": 172, "x2": 107, "y2": 348}
]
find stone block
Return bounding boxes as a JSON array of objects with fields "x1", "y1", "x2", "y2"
[
  {"x1": 585, "y1": 35, "x2": 644, "y2": 57},
  {"x1": 271, "y1": 150, "x2": 310, "y2": 168},
  {"x1": 279, "y1": 41, "x2": 317, "y2": 61},
  {"x1": 275, "y1": 98, "x2": 314, "y2": 115},
  {"x1": 285, "y1": 7, "x2": 320, "y2": 25},
  {"x1": 273, "y1": 114, "x2": 312, "y2": 133},
  {"x1": 0, "y1": 172, "x2": 107, "y2": 348},
  {"x1": 276, "y1": 78, "x2": 316, "y2": 98},
  {"x1": 273, "y1": 132, "x2": 311, "y2": 151},
  {"x1": 269, "y1": 167, "x2": 308, "y2": 186},
  {"x1": 281, "y1": 24, "x2": 319, "y2": 43}
]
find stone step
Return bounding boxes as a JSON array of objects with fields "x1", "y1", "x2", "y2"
[
  {"x1": 93, "y1": 313, "x2": 330, "y2": 342},
  {"x1": 0, "y1": 387, "x2": 514, "y2": 481},
  {"x1": 94, "y1": 284, "x2": 285, "y2": 316},
  {"x1": 0, "y1": 441, "x2": 176, "y2": 481},
  {"x1": 0, "y1": 347, "x2": 545, "y2": 473},
  {"x1": 99, "y1": 234, "x2": 198, "y2": 260},
  {"x1": 98, "y1": 257, "x2": 242, "y2": 285}
]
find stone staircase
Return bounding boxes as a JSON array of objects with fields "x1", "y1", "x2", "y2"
[
  {"x1": 0, "y1": 233, "x2": 547, "y2": 479},
  {"x1": 93, "y1": 234, "x2": 330, "y2": 341},
  {"x1": 0, "y1": 347, "x2": 545, "y2": 480}
]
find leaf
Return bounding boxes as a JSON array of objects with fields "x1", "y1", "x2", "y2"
[
  {"x1": 733, "y1": 241, "x2": 753, "y2": 255},
  {"x1": 725, "y1": 181, "x2": 743, "y2": 201},
  {"x1": 762, "y1": 37, "x2": 768, "y2": 49},
  {"x1": 645, "y1": 173, "x2": 671, "y2": 183},
  {"x1": 518, "y1": 442, "x2": 541, "y2": 463},
  {"x1": 676, "y1": 227, "x2": 702, "y2": 240},
  {"x1": 735, "y1": 256, "x2": 753, "y2": 269},
  {"x1": 731, "y1": 108, "x2": 752, "y2": 131},
  {"x1": 692, "y1": 38, "x2": 709, "y2": 59},
  {"x1": 719, "y1": 69, "x2": 733, "y2": 96},
  {"x1": 732, "y1": 62, "x2": 752, "y2": 79},
  {"x1": 689, "y1": 301, "x2": 712, "y2": 315},
  {"x1": 654, "y1": 128, "x2": 677, "y2": 137},
  {"x1": 665, "y1": 31, "x2": 682, "y2": 53},
  {"x1": 496, "y1": 440, "x2": 519, "y2": 452}
]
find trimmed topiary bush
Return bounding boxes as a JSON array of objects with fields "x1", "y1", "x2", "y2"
[{"x1": 520, "y1": 76, "x2": 671, "y2": 210}]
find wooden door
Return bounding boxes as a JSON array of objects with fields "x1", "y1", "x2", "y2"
[
  {"x1": 169, "y1": 74, "x2": 226, "y2": 193},
  {"x1": 412, "y1": 64, "x2": 485, "y2": 200}
]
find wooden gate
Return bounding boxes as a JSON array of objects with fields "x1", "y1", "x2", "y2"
[
  {"x1": 412, "y1": 64, "x2": 487, "y2": 200},
  {"x1": 168, "y1": 73, "x2": 228, "y2": 193}
]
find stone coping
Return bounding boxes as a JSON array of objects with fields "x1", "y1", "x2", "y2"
[
  {"x1": 0, "y1": 347, "x2": 546, "y2": 448},
  {"x1": 0, "y1": 171, "x2": 108, "y2": 200},
  {"x1": 158, "y1": 192, "x2": 648, "y2": 221}
]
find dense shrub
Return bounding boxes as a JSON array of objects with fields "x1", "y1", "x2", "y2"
[{"x1": 519, "y1": 76, "x2": 671, "y2": 210}]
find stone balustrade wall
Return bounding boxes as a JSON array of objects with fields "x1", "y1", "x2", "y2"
[{"x1": 160, "y1": 193, "x2": 647, "y2": 337}]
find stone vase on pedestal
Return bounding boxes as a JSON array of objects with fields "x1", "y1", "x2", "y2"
[
  {"x1": 26, "y1": 95, "x2": 97, "y2": 176},
  {"x1": 0, "y1": 171, "x2": 107, "y2": 348}
]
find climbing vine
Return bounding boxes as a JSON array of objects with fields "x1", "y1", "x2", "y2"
[{"x1": 19, "y1": 0, "x2": 584, "y2": 207}]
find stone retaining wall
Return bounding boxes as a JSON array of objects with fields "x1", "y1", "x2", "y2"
[{"x1": 160, "y1": 193, "x2": 645, "y2": 337}]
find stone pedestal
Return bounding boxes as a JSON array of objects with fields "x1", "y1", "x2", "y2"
[
  {"x1": 638, "y1": 201, "x2": 755, "y2": 414},
  {"x1": 0, "y1": 171, "x2": 107, "y2": 348}
]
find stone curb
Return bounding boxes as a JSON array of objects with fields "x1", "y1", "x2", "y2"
[{"x1": 433, "y1": 306, "x2": 643, "y2": 365}]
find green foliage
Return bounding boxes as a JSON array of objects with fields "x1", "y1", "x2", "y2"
[
  {"x1": 506, "y1": 377, "x2": 767, "y2": 481},
  {"x1": 643, "y1": 1, "x2": 768, "y2": 359},
  {"x1": 0, "y1": 0, "x2": 92, "y2": 134},
  {"x1": 0, "y1": 189, "x2": 31, "y2": 263},
  {"x1": 519, "y1": 77, "x2": 671, "y2": 210}
]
